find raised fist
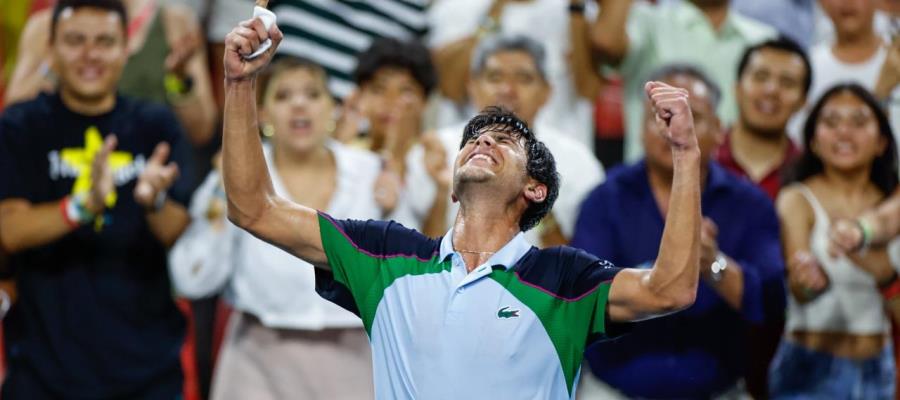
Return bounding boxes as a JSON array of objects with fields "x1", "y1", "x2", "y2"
[
  {"x1": 644, "y1": 81, "x2": 697, "y2": 151},
  {"x1": 223, "y1": 17, "x2": 283, "y2": 81}
]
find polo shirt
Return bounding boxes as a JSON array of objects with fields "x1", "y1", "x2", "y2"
[
  {"x1": 715, "y1": 133, "x2": 801, "y2": 201},
  {"x1": 314, "y1": 212, "x2": 625, "y2": 399},
  {"x1": 571, "y1": 161, "x2": 785, "y2": 398},
  {"x1": 619, "y1": 0, "x2": 775, "y2": 163}
]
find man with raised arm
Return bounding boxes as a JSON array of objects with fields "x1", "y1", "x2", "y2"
[{"x1": 220, "y1": 17, "x2": 702, "y2": 400}]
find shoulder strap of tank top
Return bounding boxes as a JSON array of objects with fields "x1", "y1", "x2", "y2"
[{"x1": 796, "y1": 183, "x2": 830, "y2": 224}]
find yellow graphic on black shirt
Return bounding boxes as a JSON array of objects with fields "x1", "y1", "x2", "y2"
[{"x1": 60, "y1": 126, "x2": 133, "y2": 229}]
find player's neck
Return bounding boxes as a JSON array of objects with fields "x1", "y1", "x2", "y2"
[
  {"x1": 452, "y1": 200, "x2": 521, "y2": 272},
  {"x1": 60, "y1": 87, "x2": 116, "y2": 116}
]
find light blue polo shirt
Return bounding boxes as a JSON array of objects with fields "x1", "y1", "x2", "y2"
[{"x1": 315, "y1": 212, "x2": 625, "y2": 399}]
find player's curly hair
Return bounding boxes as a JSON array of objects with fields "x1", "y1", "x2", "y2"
[{"x1": 460, "y1": 106, "x2": 560, "y2": 232}]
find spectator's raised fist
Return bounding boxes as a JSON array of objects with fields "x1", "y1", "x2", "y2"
[
  {"x1": 223, "y1": 17, "x2": 283, "y2": 81},
  {"x1": 644, "y1": 81, "x2": 697, "y2": 151}
]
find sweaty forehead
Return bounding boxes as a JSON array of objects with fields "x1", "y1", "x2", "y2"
[{"x1": 460, "y1": 125, "x2": 527, "y2": 149}]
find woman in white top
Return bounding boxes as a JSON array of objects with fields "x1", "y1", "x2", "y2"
[
  {"x1": 771, "y1": 83, "x2": 899, "y2": 399},
  {"x1": 169, "y1": 57, "x2": 381, "y2": 400}
]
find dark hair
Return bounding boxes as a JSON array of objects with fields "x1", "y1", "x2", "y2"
[
  {"x1": 459, "y1": 106, "x2": 560, "y2": 232},
  {"x1": 51, "y1": 0, "x2": 128, "y2": 41},
  {"x1": 736, "y1": 36, "x2": 812, "y2": 96},
  {"x1": 353, "y1": 37, "x2": 437, "y2": 95},
  {"x1": 646, "y1": 63, "x2": 721, "y2": 108},
  {"x1": 257, "y1": 55, "x2": 333, "y2": 105},
  {"x1": 786, "y1": 83, "x2": 898, "y2": 195},
  {"x1": 470, "y1": 34, "x2": 548, "y2": 82}
]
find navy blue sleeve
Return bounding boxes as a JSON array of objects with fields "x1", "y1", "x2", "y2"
[{"x1": 730, "y1": 195, "x2": 786, "y2": 324}]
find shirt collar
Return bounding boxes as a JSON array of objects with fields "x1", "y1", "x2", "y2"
[
  {"x1": 439, "y1": 228, "x2": 533, "y2": 270},
  {"x1": 675, "y1": 1, "x2": 755, "y2": 39}
]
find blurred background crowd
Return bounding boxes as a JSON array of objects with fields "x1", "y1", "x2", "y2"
[{"x1": 1, "y1": 0, "x2": 900, "y2": 399}]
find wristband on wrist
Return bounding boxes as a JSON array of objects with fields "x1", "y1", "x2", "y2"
[
  {"x1": 879, "y1": 271, "x2": 900, "y2": 301},
  {"x1": 855, "y1": 218, "x2": 874, "y2": 252},
  {"x1": 60, "y1": 194, "x2": 96, "y2": 228},
  {"x1": 148, "y1": 191, "x2": 167, "y2": 213},
  {"x1": 164, "y1": 73, "x2": 194, "y2": 103}
]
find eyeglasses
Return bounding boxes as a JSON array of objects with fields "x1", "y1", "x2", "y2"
[{"x1": 819, "y1": 108, "x2": 875, "y2": 130}]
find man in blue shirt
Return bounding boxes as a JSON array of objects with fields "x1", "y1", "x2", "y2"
[{"x1": 572, "y1": 65, "x2": 785, "y2": 399}]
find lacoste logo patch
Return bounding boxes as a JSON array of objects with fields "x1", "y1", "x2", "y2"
[{"x1": 497, "y1": 306, "x2": 520, "y2": 319}]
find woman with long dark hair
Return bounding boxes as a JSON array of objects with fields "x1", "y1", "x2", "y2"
[{"x1": 770, "y1": 83, "x2": 899, "y2": 399}]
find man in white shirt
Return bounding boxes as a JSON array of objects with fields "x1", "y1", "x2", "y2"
[
  {"x1": 429, "y1": 0, "x2": 594, "y2": 148},
  {"x1": 412, "y1": 34, "x2": 604, "y2": 247}
]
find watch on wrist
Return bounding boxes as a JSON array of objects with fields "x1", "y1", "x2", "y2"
[{"x1": 710, "y1": 252, "x2": 728, "y2": 283}]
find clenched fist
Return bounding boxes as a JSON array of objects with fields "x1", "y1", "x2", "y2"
[
  {"x1": 644, "y1": 81, "x2": 697, "y2": 151},
  {"x1": 223, "y1": 17, "x2": 284, "y2": 81}
]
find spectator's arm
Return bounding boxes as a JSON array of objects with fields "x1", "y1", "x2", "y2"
[
  {"x1": 830, "y1": 189, "x2": 900, "y2": 256},
  {"x1": 777, "y1": 186, "x2": 828, "y2": 304},
  {"x1": 163, "y1": 4, "x2": 218, "y2": 146},
  {"x1": 569, "y1": 3, "x2": 603, "y2": 99},
  {"x1": 145, "y1": 201, "x2": 190, "y2": 248},
  {"x1": 711, "y1": 201, "x2": 785, "y2": 321},
  {"x1": 431, "y1": 0, "x2": 509, "y2": 103},
  {"x1": 168, "y1": 173, "x2": 236, "y2": 298},
  {"x1": 4, "y1": 11, "x2": 52, "y2": 105},
  {"x1": 432, "y1": 37, "x2": 478, "y2": 104},
  {"x1": 874, "y1": 37, "x2": 900, "y2": 101},
  {"x1": 589, "y1": 0, "x2": 632, "y2": 65},
  {"x1": 420, "y1": 133, "x2": 452, "y2": 238},
  {"x1": 0, "y1": 199, "x2": 77, "y2": 254}
]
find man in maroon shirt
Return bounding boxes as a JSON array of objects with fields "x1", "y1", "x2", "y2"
[{"x1": 716, "y1": 37, "x2": 810, "y2": 200}]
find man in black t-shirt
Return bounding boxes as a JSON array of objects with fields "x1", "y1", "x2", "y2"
[{"x1": 0, "y1": 0, "x2": 193, "y2": 398}]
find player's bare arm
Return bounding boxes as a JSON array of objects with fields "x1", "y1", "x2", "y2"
[
  {"x1": 221, "y1": 17, "x2": 331, "y2": 269},
  {"x1": 607, "y1": 82, "x2": 702, "y2": 322}
]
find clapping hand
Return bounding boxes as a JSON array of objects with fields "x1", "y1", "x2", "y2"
[{"x1": 134, "y1": 142, "x2": 179, "y2": 210}]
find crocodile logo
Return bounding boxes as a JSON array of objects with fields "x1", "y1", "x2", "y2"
[{"x1": 497, "y1": 306, "x2": 520, "y2": 319}]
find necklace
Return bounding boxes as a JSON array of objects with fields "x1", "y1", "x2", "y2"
[{"x1": 456, "y1": 249, "x2": 496, "y2": 256}]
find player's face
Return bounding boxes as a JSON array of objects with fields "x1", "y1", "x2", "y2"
[
  {"x1": 469, "y1": 51, "x2": 550, "y2": 126},
  {"x1": 736, "y1": 48, "x2": 807, "y2": 137},
  {"x1": 811, "y1": 91, "x2": 886, "y2": 173},
  {"x1": 51, "y1": 7, "x2": 127, "y2": 102},
  {"x1": 454, "y1": 128, "x2": 529, "y2": 194},
  {"x1": 359, "y1": 67, "x2": 426, "y2": 136},
  {"x1": 260, "y1": 67, "x2": 336, "y2": 153},
  {"x1": 643, "y1": 75, "x2": 721, "y2": 173}
]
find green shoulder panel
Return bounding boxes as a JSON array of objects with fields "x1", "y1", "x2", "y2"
[
  {"x1": 317, "y1": 214, "x2": 450, "y2": 334},
  {"x1": 490, "y1": 270, "x2": 613, "y2": 397}
]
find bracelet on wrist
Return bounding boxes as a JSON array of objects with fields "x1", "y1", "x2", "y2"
[
  {"x1": 164, "y1": 73, "x2": 194, "y2": 103},
  {"x1": 60, "y1": 194, "x2": 96, "y2": 228},
  {"x1": 855, "y1": 218, "x2": 874, "y2": 252},
  {"x1": 880, "y1": 271, "x2": 900, "y2": 301},
  {"x1": 147, "y1": 191, "x2": 167, "y2": 213}
]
